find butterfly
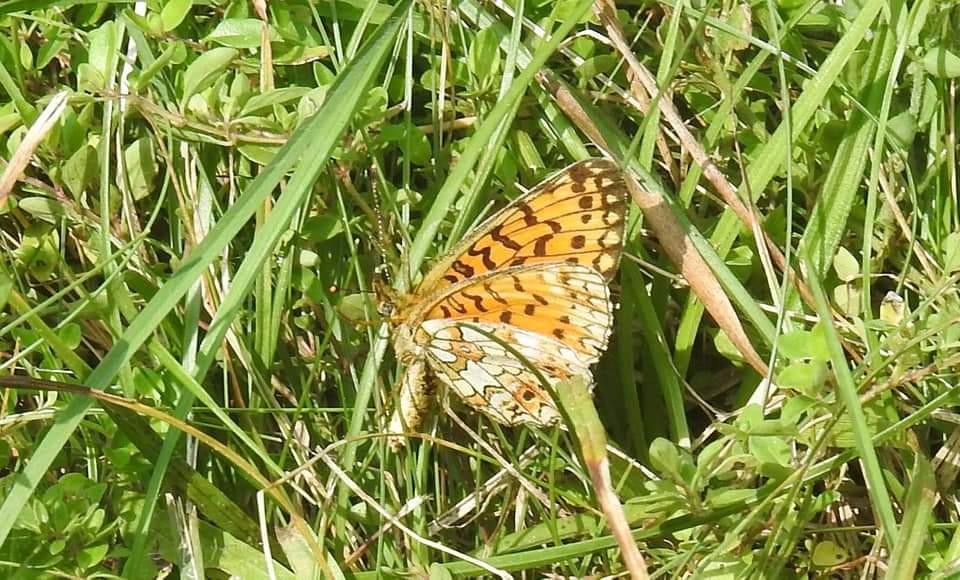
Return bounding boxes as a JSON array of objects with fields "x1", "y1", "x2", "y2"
[{"x1": 383, "y1": 158, "x2": 627, "y2": 447}]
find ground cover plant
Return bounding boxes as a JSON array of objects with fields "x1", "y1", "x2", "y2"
[{"x1": 0, "y1": 0, "x2": 958, "y2": 577}]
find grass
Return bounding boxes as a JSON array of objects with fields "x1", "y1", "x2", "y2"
[{"x1": 1, "y1": 0, "x2": 959, "y2": 577}]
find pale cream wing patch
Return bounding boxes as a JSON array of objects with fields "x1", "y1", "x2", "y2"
[{"x1": 418, "y1": 319, "x2": 594, "y2": 426}]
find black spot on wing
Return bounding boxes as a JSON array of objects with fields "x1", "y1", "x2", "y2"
[{"x1": 533, "y1": 235, "x2": 553, "y2": 257}]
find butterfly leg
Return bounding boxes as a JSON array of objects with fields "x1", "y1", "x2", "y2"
[{"x1": 387, "y1": 359, "x2": 436, "y2": 449}]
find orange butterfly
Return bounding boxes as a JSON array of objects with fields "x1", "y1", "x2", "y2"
[{"x1": 384, "y1": 158, "x2": 627, "y2": 446}]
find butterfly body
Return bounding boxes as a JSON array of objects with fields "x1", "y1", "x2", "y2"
[{"x1": 386, "y1": 159, "x2": 627, "y2": 446}]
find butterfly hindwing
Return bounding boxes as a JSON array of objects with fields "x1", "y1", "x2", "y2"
[{"x1": 420, "y1": 319, "x2": 592, "y2": 426}]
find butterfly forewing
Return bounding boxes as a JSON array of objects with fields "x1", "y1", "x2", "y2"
[
  {"x1": 417, "y1": 158, "x2": 627, "y2": 296},
  {"x1": 420, "y1": 263, "x2": 613, "y2": 362}
]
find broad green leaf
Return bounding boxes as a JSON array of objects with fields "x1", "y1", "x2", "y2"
[
  {"x1": 923, "y1": 47, "x2": 960, "y2": 78},
  {"x1": 777, "y1": 360, "x2": 829, "y2": 395},
  {"x1": 944, "y1": 232, "x2": 960, "y2": 273},
  {"x1": 832, "y1": 246, "x2": 860, "y2": 282},
  {"x1": 812, "y1": 540, "x2": 848, "y2": 566},
  {"x1": 468, "y1": 27, "x2": 501, "y2": 80},
  {"x1": 206, "y1": 18, "x2": 275, "y2": 49},
  {"x1": 86, "y1": 21, "x2": 120, "y2": 90},
  {"x1": 778, "y1": 329, "x2": 812, "y2": 360},
  {"x1": 61, "y1": 144, "x2": 98, "y2": 197},
  {"x1": 181, "y1": 47, "x2": 238, "y2": 107},
  {"x1": 122, "y1": 138, "x2": 157, "y2": 201},
  {"x1": 17, "y1": 197, "x2": 65, "y2": 224},
  {"x1": 160, "y1": 0, "x2": 194, "y2": 32},
  {"x1": 240, "y1": 86, "x2": 312, "y2": 116},
  {"x1": 276, "y1": 525, "x2": 321, "y2": 579}
]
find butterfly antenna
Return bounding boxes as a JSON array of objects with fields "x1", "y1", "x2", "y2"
[
  {"x1": 370, "y1": 164, "x2": 391, "y2": 284},
  {"x1": 369, "y1": 163, "x2": 401, "y2": 322}
]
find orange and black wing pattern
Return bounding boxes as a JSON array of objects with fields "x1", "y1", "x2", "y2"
[{"x1": 416, "y1": 158, "x2": 627, "y2": 296}]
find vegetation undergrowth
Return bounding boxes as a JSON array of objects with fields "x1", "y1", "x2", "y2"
[{"x1": 0, "y1": 0, "x2": 958, "y2": 577}]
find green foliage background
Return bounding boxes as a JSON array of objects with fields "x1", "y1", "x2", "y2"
[{"x1": 0, "y1": 0, "x2": 959, "y2": 577}]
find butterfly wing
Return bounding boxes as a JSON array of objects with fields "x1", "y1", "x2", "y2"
[
  {"x1": 416, "y1": 158, "x2": 627, "y2": 296},
  {"x1": 421, "y1": 262, "x2": 613, "y2": 363},
  {"x1": 388, "y1": 159, "x2": 625, "y2": 443},
  {"x1": 415, "y1": 263, "x2": 613, "y2": 426}
]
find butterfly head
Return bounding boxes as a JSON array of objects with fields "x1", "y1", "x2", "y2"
[{"x1": 373, "y1": 263, "x2": 399, "y2": 316}]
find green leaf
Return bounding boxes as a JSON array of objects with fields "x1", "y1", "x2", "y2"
[
  {"x1": 17, "y1": 197, "x2": 65, "y2": 224},
  {"x1": 812, "y1": 540, "x2": 848, "y2": 566},
  {"x1": 336, "y1": 293, "x2": 377, "y2": 324},
  {"x1": 379, "y1": 122, "x2": 430, "y2": 165},
  {"x1": 778, "y1": 329, "x2": 812, "y2": 360},
  {"x1": 276, "y1": 524, "x2": 321, "y2": 578},
  {"x1": 49, "y1": 538, "x2": 66, "y2": 555},
  {"x1": 237, "y1": 144, "x2": 281, "y2": 165},
  {"x1": 575, "y1": 54, "x2": 617, "y2": 81},
  {"x1": 60, "y1": 323, "x2": 82, "y2": 350},
  {"x1": 240, "y1": 86, "x2": 313, "y2": 116},
  {"x1": 468, "y1": 27, "x2": 501, "y2": 80},
  {"x1": 16, "y1": 226, "x2": 59, "y2": 282},
  {"x1": 888, "y1": 110, "x2": 917, "y2": 148},
  {"x1": 649, "y1": 438, "x2": 694, "y2": 483},
  {"x1": 429, "y1": 562, "x2": 455, "y2": 580},
  {"x1": 77, "y1": 542, "x2": 110, "y2": 569},
  {"x1": 809, "y1": 322, "x2": 832, "y2": 361},
  {"x1": 86, "y1": 21, "x2": 120, "y2": 90},
  {"x1": 61, "y1": 144, "x2": 98, "y2": 198},
  {"x1": 923, "y1": 47, "x2": 960, "y2": 78},
  {"x1": 832, "y1": 246, "x2": 860, "y2": 282},
  {"x1": 715, "y1": 3, "x2": 751, "y2": 53},
  {"x1": 0, "y1": 271, "x2": 11, "y2": 312},
  {"x1": 135, "y1": 41, "x2": 188, "y2": 92},
  {"x1": 777, "y1": 360, "x2": 829, "y2": 395},
  {"x1": 181, "y1": 47, "x2": 238, "y2": 107},
  {"x1": 19, "y1": 42, "x2": 32, "y2": 70},
  {"x1": 749, "y1": 436, "x2": 791, "y2": 467},
  {"x1": 832, "y1": 282, "x2": 861, "y2": 316},
  {"x1": 302, "y1": 214, "x2": 344, "y2": 242},
  {"x1": 77, "y1": 63, "x2": 106, "y2": 93},
  {"x1": 206, "y1": 18, "x2": 275, "y2": 49},
  {"x1": 160, "y1": 0, "x2": 194, "y2": 32},
  {"x1": 122, "y1": 137, "x2": 157, "y2": 201},
  {"x1": 887, "y1": 456, "x2": 936, "y2": 577},
  {"x1": 36, "y1": 29, "x2": 68, "y2": 69},
  {"x1": 944, "y1": 232, "x2": 960, "y2": 273}
]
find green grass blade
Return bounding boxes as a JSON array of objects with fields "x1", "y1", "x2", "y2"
[
  {"x1": 805, "y1": 256, "x2": 899, "y2": 546},
  {"x1": 0, "y1": 0, "x2": 411, "y2": 549},
  {"x1": 887, "y1": 455, "x2": 935, "y2": 577}
]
